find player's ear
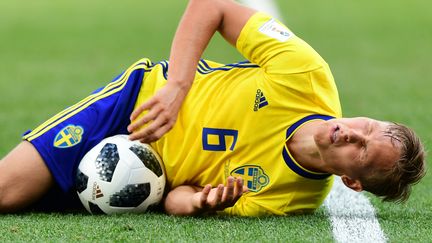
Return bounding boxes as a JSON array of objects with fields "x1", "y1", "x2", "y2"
[{"x1": 341, "y1": 175, "x2": 363, "y2": 192}]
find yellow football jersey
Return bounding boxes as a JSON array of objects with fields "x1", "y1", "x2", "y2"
[{"x1": 133, "y1": 12, "x2": 342, "y2": 216}]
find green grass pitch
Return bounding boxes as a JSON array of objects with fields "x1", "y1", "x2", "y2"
[{"x1": 0, "y1": 0, "x2": 431, "y2": 242}]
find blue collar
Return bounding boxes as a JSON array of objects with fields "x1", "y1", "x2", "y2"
[{"x1": 282, "y1": 114, "x2": 334, "y2": 180}]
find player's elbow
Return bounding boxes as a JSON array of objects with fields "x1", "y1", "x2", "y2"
[
  {"x1": 163, "y1": 194, "x2": 191, "y2": 216},
  {"x1": 163, "y1": 187, "x2": 198, "y2": 216}
]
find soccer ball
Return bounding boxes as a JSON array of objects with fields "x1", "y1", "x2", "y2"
[{"x1": 75, "y1": 135, "x2": 166, "y2": 214}]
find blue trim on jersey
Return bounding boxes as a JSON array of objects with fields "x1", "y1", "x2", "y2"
[
  {"x1": 158, "y1": 60, "x2": 169, "y2": 80},
  {"x1": 197, "y1": 59, "x2": 259, "y2": 74},
  {"x1": 282, "y1": 114, "x2": 334, "y2": 180},
  {"x1": 151, "y1": 59, "x2": 259, "y2": 78},
  {"x1": 285, "y1": 114, "x2": 334, "y2": 139}
]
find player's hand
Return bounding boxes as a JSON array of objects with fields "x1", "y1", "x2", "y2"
[
  {"x1": 191, "y1": 177, "x2": 249, "y2": 214},
  {"x1": 127, "y1": 82, "x2": 189, "y2": 143}
]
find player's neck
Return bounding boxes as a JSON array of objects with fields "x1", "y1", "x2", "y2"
[{"x1": 286, "y1": 120, "x2": 328, "y2": 173}]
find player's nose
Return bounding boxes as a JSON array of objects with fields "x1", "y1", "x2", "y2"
[{"x1": 345, "y1": 128, "x2": 364, "y2": 144}]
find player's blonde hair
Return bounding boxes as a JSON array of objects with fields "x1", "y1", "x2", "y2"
[{"x1": 360, "y1": 123, "x2": 426, "y2": 202}]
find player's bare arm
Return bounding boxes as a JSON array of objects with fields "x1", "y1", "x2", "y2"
[
  {"x1": 128, "y1": 0, "x2": 256, "y2": 143},
  {"x1": 164, "y1": 177, "x2": 247, "y2": 216}
]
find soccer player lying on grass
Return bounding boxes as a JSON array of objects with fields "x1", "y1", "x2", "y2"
[{"x1": 0, "y1": 0, "x2": 426, "y2": 216}]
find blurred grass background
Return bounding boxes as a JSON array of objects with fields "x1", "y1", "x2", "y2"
[{"x1": 0, "y1": 0, "x2": 431, "y2": 242}]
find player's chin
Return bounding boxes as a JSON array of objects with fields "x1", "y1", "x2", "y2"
[{"x1": 313, "y1": 130, "x2": 331, "y2": 149}]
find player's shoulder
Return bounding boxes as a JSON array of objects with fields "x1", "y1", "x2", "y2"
[{"x1": 238, "y1": 12, "x2": 328, "y2": 73}]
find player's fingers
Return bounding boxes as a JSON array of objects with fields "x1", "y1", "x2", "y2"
[
  {"x1": 242, "y1": 185, "x2": 249, "y2": 193},
  {"x1": 130, "y1": 98, "x2": 157, "y2": 120},
  {"x1": 222, "y1": 176, "x2": 235, "y2": 202},
  {"x1": 145, "y1": 122, "x2": 175, "y2": 142},
  {"x1": 138, "y1": 115, "x2": 172, "y2": 142},
  {"x1": 200, "y1": 184, "x2": 211, "y2": 205},
  {"x1": 233, "y1": 177, "x2": 244, "y2": 199},
  {"x1": 140, "y1": 106, "x2": 164, "y2": 124},
  {"x1": 127, "y1": 105, "x2": 163, "y2": 133},
  {"x1": 212, "y1": 184, "x2": 224, "y2": 207},
  {"x1": 129, "y1": 115, "x2": 167, "y2": 141},
  {"x1": 194, "y1": 184, "x2": 211, "y2": 210}
]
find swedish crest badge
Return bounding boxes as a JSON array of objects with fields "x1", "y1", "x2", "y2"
[
  {"x1": 53, "y1": 125, "x2": 84, "y2": 148},
  {"x1": 231, "y1": 165, "x2": 269, "y2": 192}
]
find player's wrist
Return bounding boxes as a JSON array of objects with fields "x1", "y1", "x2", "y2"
[{"x1": 167, "y1": 79, "x2": 192, "y2": 94}]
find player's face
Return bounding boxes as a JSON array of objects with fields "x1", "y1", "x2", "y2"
[{"x1": 314, "y1": 117, "x2": 401, "y2": 179}]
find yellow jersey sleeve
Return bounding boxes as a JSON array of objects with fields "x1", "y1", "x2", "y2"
[
  {"x1": 236, "y1": 13, "x2": 341, "y2": 118},
  {"x1": 237, "y1": 12, "x2": 326, "y2": 75}
]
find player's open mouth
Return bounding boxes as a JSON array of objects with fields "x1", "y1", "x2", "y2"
[{"x1": 331, "y1": 125, "x2": 339, "y2": 144}]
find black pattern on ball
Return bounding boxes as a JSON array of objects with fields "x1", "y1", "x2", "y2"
[
  {"x1": 109, "y1": 183, "x2": 151, "y2": 207},
  {"x1": 75, "y1": 168, "x2": 89, "y2": 193},
  {"x1": 95, "y1": 143, "x2": 119, "y2": 182},
  {"x1": 89, "y1": 201, "x2": 105, "y2": 214},
  {"x1": 129, "y1": 144, "x2": 163, "y2": 177}
]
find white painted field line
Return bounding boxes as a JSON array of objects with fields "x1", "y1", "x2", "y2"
[
  {"x1": 238, "y1": 0, "x2": 387, "y2": 242},
  {"x1": 324, "y1": 177, "x2": 387, "y2": 243}
]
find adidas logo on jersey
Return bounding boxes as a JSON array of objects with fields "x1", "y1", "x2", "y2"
[{"x1": 254, "y1": 89, "x2": 268, "y2": 111}]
